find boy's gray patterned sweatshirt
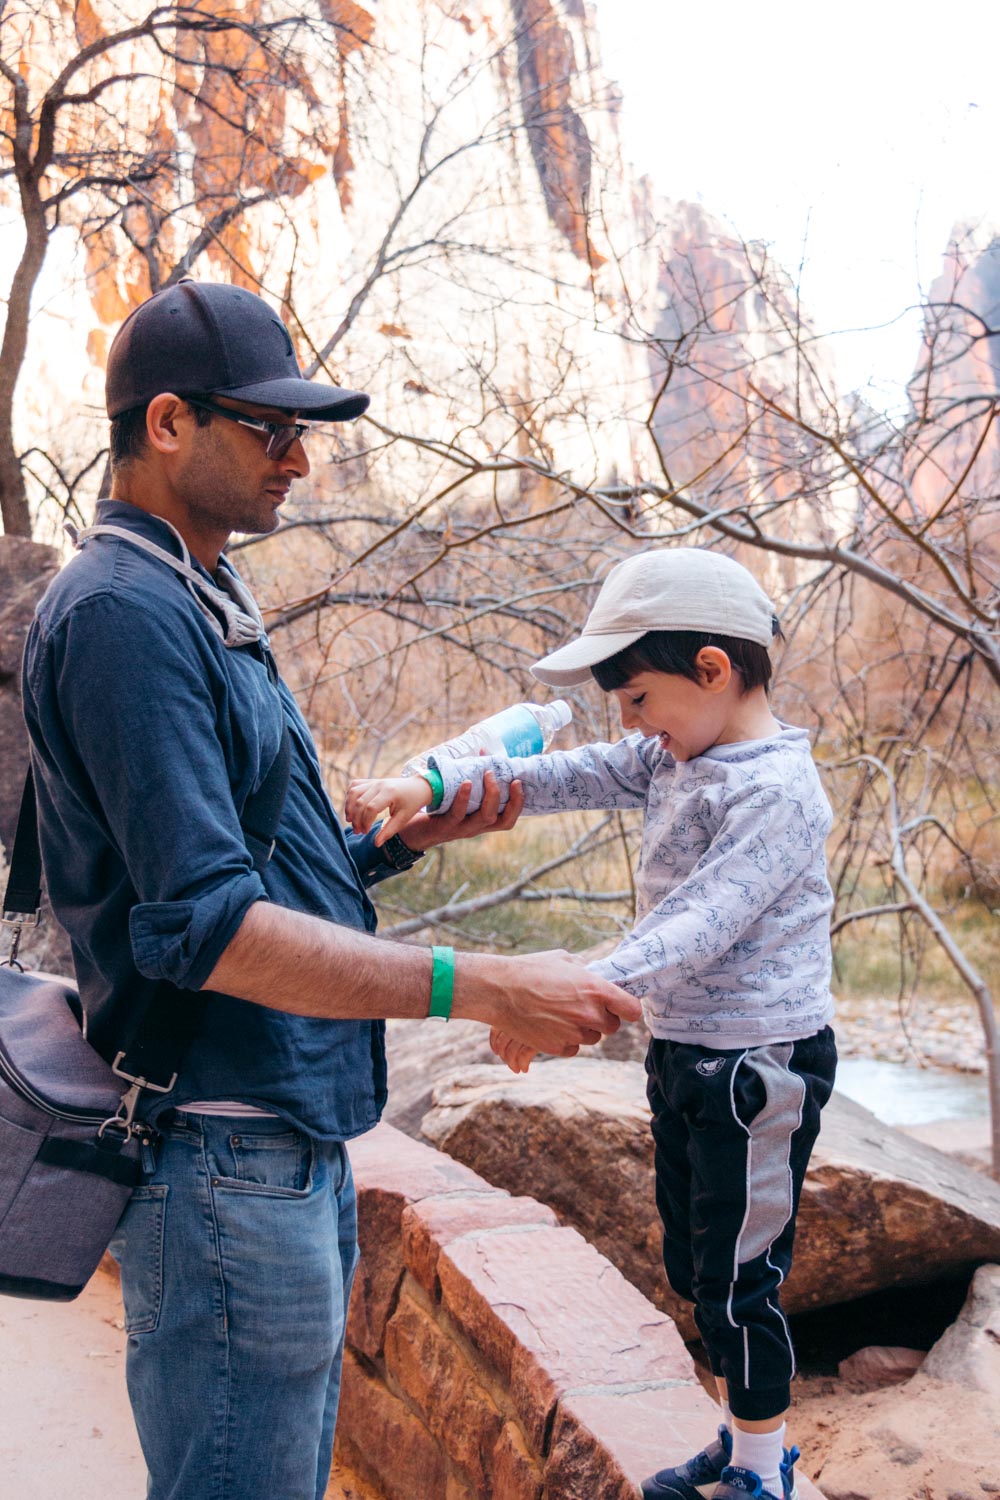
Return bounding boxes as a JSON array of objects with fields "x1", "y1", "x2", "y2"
[{"x1": 429, "y1": 725, "x2": 835, "y2": 1047}]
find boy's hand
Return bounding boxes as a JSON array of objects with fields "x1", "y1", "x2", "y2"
[
  {"x1": 346, "y1": 775, "x2": 432, "y2": 845},
  {"x1": 399, "y1": 774, "x2": 524, "y2": 851},
  {"x1": 490, "y1": 1026, "x2": 538, "y2": 1074},
  {"x1": 459, "y1": 949, "x2": 639, "y2": 1057}
]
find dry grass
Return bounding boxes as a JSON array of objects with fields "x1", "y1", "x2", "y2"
[{"x1": 369, "y1": 812, "x2": 1000, "y2": 1034}]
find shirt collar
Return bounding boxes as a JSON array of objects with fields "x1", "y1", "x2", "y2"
[
  {"x1": 81, "y1": 501, "x2": 266, "y2": 650},
  {"x1": 94, "y1": 500, "x2": 214, "y2": 579}
]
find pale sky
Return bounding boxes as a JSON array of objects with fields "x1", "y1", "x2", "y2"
[{"x1": 592, "y1": 0, "x2": 1000, "y2": 406}]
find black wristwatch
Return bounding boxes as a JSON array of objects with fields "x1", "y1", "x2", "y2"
[{"x1": 379, "y1": 833, "x2": 425, "y2": 871}]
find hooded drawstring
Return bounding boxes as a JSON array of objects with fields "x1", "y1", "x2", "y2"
[{"x1": 68, "y1": 517, "x2": 268, "y2": 651}]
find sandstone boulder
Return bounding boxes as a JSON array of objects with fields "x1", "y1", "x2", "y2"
[
  {"x1": 900, "y1": 1115, "x2": 992, "y2": 1174},
  {"x1": 421, "y1": 1058, "x2": 1000, "y2": 1336},
  {"x1": 383, "y1": 1017, "x2": 502, "y2": 1137},
  {"x1": 816, "y1": 1266, "x2": 1000, "y2": 1499},
  {"x1": 381, "y1": 1012, "x2": 643, "y2": 1140},
  {"x1": 920, "y1": 1261, "x2": 1000, "y2": 1394},
  {"x1": 0, "y1": 536, "x2": 59, "y2": 852},
  {"x1": 836, "y1": 1346, "x2": 924, "y2": 1388}
]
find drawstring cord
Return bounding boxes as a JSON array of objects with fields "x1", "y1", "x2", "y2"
[{"x1": 66, "y1": 517, "x2": 268, "y2": 651}]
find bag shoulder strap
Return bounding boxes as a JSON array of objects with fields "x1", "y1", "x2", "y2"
[{"x1": 2, "y1": 768, "x2": 42, "y2": 924}]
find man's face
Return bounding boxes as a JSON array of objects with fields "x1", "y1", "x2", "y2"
[{"x1": 175, "y1": 396, "x2": 310, "y2": 541}]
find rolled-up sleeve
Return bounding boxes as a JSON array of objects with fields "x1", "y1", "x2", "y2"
[
  {"x1": 37, "y1": 592, "x2": 268, "y2": 989},
  {"x1": 345, "y1": 827, "x2": 397, "y2": 887},
  {"x1": 128, "y1": 882, "x2": 262, "y2": 989}
]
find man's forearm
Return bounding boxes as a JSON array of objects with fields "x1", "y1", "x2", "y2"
[
  {"x1": 204, "y1": 900, "x2": 435, "y2": 1019},
  {"x1": 202, "y1": 899, "x2": 643, "y2": 1054}
]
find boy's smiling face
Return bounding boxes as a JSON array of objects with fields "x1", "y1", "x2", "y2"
[
  {"x1": 603, "y1": 645, "x2": 783, "y2": 762},
  {"x1": 612, "y1": 668, "x2": 732, "y2": 762}
]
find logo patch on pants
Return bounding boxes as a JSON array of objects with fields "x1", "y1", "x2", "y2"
[{"x1": 695, "y1": 1057, "x2": 727, "y2": 1077}]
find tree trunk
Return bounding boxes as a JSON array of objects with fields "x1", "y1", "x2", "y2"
[
  {"x1": 0, "y1": 173, "x2": 49, "y2": 538},
  {"x1": 0, "y1": 420, "x2": 32, "y2": 538}
]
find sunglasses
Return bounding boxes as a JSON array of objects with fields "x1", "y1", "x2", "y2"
[{"x1": 184, "y1": 396, "x2": 313, "y2": 459}]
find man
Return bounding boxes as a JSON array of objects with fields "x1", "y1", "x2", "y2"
[{"x1": 21, "y1": 281, "x2": 638, "y2": 1500}]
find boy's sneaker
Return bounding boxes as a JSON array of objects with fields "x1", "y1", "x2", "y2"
[
  {"x1": 714, "y1": 1447, "x2": 800, "y2": 1500},
  {"x1": 640, "y1": 1424, "x2": 732, "y2": 1499}
]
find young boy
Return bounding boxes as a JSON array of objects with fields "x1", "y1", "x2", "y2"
[{"x1": 346, "y1": 548, "x2": 837, "y2": 1500}]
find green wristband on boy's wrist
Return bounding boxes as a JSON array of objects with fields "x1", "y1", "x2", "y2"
[
  {"x1": 429, "y1": 945, "x2": 455, "y2": 1021},
  {"x1": 421, "y1": 765, "x2": 445, "y2": 810}
]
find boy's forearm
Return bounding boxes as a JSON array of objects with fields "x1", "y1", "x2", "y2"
[{"x1": 433, "y1": 738, "x2": 652, "y2": 817}]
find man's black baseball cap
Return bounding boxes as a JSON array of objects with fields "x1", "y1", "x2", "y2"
[{"x1": 105, "y1": 280, "x2": 370, "y2": 421}]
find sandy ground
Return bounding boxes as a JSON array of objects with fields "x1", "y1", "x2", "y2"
[
  {"x1": 791, "y1": 1374, "x2": 891, "y2": 1475},
  {"x1": 0, "y1": 1269, "x2": 144, "y2": 1499},
  {"x1": 0, "y1": 1268, "x2": 378, "y2": 1500},
  {"x1": 0, "y1": 1214, "x2": 984, "y2": 1500}
]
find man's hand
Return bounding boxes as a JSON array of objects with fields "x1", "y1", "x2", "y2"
[
  {"x1": 395, "y1": 772, "x2": 525, "y2": 852},
  {"x1": 454, "y1": 947, "x2": 642, "y2": 1057}
]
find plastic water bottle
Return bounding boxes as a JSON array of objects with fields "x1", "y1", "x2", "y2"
[{"x1": 402, "y1": 701, "x2": 572, "y2": 775}]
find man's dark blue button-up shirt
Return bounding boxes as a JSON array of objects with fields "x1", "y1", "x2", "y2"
[{"x1": 21, "y1": 501, "x2": 398, "y2": 1140}]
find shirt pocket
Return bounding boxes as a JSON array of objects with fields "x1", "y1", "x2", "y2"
[{"x1": 227, "y1": 648, "x2": 285, "y2": 800}]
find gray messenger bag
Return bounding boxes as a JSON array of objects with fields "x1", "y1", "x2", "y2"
[{"x1": 0, "y1": 733, "x2": 290, "y2": 1301}]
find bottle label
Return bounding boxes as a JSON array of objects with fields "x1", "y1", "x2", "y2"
[
  {"x1": 497, "y1": 706, "x2": 544, "y2": 759},
  {"x1": 403, "y1": 700, "x2": 564, "y2": 774}
]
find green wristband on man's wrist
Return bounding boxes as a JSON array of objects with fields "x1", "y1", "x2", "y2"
[
  {"x1": 429, "y1": 945, "x2": 455, "y2": 1021},
  {"x1": 421, "y1": 765, "x2": 445, "y2": 810}
]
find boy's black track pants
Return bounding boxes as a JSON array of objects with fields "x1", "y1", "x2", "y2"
[{"x1": 646, "y1": 1027, "x2": 837, "y2": 1421}]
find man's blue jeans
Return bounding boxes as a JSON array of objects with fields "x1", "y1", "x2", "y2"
[{"x1": 109, "y1": 1111, "x2": 358, "y2": 1500}]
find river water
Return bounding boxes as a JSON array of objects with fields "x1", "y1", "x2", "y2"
[{"x1": 835, "y1": 1056, "x2": 989, "y2": 1126}]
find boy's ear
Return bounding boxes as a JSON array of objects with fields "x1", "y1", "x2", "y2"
[{"x1": 695, "y1": 646, "x2": 732, "y2": 692}]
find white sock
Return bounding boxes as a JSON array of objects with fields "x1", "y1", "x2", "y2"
[
  {"x1": 720, "y1": 1398, "x2": 734, "y2": 1436},
  {"x1": 731, "y1": 1423, "x2": 785, "y2": 1498}
]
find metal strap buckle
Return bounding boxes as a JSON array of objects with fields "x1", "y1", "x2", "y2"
[
  {"x1": 97, "y1": 1089, "x2": 144, "y2": 1143},
  {"x1": 98, "y1": 1055, "x2": 178, "y2": 1142},
  {"x1": 0, "y1": 914, "x2": 40, "y2": 972},
  {"x1": 111, "y1": 1053, "x2": 179, "y2": 1096}
]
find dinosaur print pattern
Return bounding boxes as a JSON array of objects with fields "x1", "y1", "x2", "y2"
[{"x1": 431, "y1": 724, "x2": 835, "y2": 1045}]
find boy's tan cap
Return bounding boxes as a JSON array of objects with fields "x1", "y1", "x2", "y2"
[{"x1": 531, "y1": 548, "x2": 777, "y2": 687}]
